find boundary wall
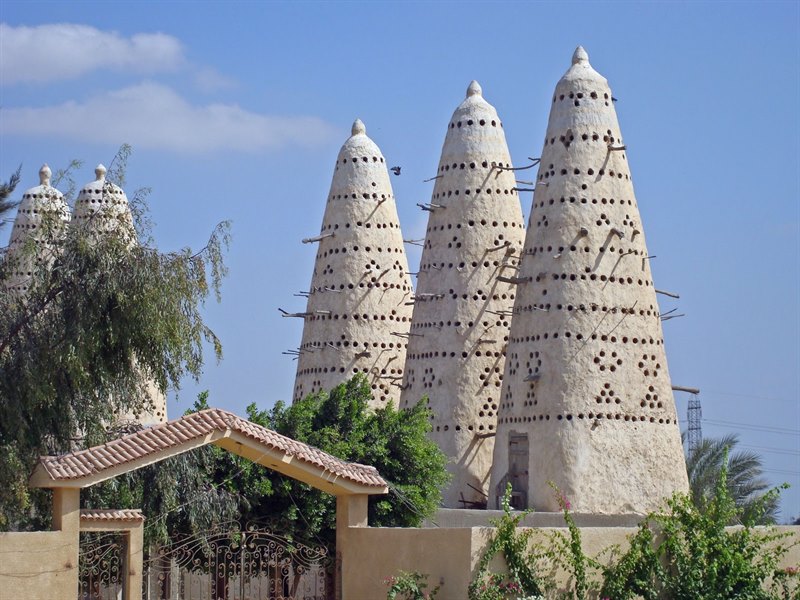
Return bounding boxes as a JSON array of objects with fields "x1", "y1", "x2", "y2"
[{"x1": 341, "y1": 524, "x2": 800, "y2": 600}]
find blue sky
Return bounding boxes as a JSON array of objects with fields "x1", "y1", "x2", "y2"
[{"x1": 1, "y1": 1, "x2": 798, "y2": 520}]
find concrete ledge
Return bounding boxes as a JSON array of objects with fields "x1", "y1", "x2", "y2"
[{"x1": 428, "y1": 507, "x2": 644, "y2": 528}]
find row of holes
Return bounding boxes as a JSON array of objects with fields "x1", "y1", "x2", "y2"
[
  {"x1": 410, "y1": 291, "x2": 515, "y2": 302},
  {"x1": 339, "y1": 156, "x2": 385, "y2": 164},
  {"x1": 552, "y1": 90, "x2": 611, "y2": 104},
  {"x1": 300, "y1": 340, "x2": 404, "y2": 350},
  {"x1": 329, "y1": 192, "x2": 393, "y2": 201},
  {"x1": 544, "y1": 129, "x2": 620, "y2": 148},
  {"x1": 434, "y1": 422, "x2": 494, "y2": 432},
  {"x1": 427, "y1": 220, "x2": 524, "y2": 231},
  {"x1": 307, "y1": 280, "x2": 411, "y2": 292},
  {"x1": 79, "y1": 186, "x2": 123, "y2": 196},
  {"x1": 321, "y1": 221, "x2": 400, "y2": 231},
  {"x1": 21, "y1": 192, "x2": 62, "y2": 200},
  {"x1": 540, "y1": 166, "x2": 630, "y2": 182},
  {"x1": 448, "y1": 119, "x2": 502, "y2": 129},
  {"x1": 419, "y1": 259, "x2": 518, "y2": 270},
  {"x1": 507, "y1": 332, "x2": 663, "y2": 346},
  {"x1": 405, "y1": 349, "x2": 504, "y2": 360},
  {"x1": 438, "y1": 160, "x2": 511, "y2": 172},
  {"x1": 410, "y1": 318, "x2": 510, "y2": 331},
  {"x1": 498, "y1": 413, "x2": 673, "y2": 425},
  {"x1": 432, "y1": 188, "x2": 518, "y2": 199},
  {"x1": 296, "y1": 365, "x2": 404, "y2": 376},
  {"x1": 13, "y1": 206, "x2": 66, "y2": 215},
  {"x1": 318, "y1": 245, "x2": 406, "y2": 258},
  {"x1": 77, "y1": 198, "x2": 127, "y2": 205},
  {"x1": 534, "y1": 196, "x2": 635, "y2": 208},
  {"x1": 305, "y1": 312, "x2": 412, "y2": 322},
  {"x1": 528, "y1": 244, "x2": 641, "y2": 256},
  {"x1": 306, "y1": 285, "x2": 410, "y2": 297}
]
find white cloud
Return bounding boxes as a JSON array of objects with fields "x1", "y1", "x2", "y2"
[
  {"x1": 192, "y1": 66, "x2": 238, "y2": 93},
  {"x1": 0, "y1": 82, "x2": 336, "y2": 154},
  {"x1": 0, "y1": 23, "x2": 185, "y2": 84}
]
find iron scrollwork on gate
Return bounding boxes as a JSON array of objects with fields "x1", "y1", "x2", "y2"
[
  {"x1": 147, "y1": 522, "x2": 332, "y2": 599},
  {"x1": 79, "y1": 531, "x2": 126, "y2": 599}
]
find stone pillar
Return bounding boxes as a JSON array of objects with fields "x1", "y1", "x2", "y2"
[
  {"x1": 490, "y1": 47, "x2": 689, "y2": 514},
  {"x1": 52, "y1": 488, "x2": 81, "y2": 598},
  {"x1": 335, "y1": 494, "x2": 369, "y2": 600},
  {"x1": 127, "y1": 524, "x2": 144, "y2": 600},
  {"x1": 293, "y1": 120, "x2": 414, "y2": 409},
  {"x1": 400, "y1": 82, "x2": 525, "y2": 507}
]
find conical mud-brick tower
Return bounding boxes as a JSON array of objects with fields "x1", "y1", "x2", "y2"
[
  {"x1": 6, "y1": 165, "x2": 71, "y2": 295},
  {"x1": 292, "y1": 120, "x2": 414, "y2": 409},
  {"x1": 400, "y1": 82, "x2": 525, "y2": 508},
  {"x1": 489, "y1": 48, "x2": 688, "y2": 514},
  {"x1": 74, "y1": 165, "x2": 167, "y2": 425}
]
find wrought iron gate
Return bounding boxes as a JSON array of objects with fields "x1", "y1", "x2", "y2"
[
  {"x1": 79, "y1": 531, "x2": 127, "y2": 599},
  {"x1": 144, "y1": 524, "x2": 333, "y2": 600}
]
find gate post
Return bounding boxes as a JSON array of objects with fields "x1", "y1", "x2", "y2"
[{"x1": 335, "y1": 494, "x2": 368, "y2": 600}]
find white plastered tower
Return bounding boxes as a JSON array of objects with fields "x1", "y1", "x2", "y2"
[
  {"x1": 399, "y1": 82, "x2": 525, "y2": 508},
  {"x1": 74, "y1": 165, "x2": 167, "y2": 425},
  {"x1": 489, "y1": 48, "x2": 688, "y2": 514},
  {"x1": 292, "y1": 120, "x2": 414, "y2": 409},
  {"x1": 5, "y1": 165, "x2": 71, "y2": 295}
]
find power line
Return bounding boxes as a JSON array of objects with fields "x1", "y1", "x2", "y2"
[
  {"x1": 702, "y1": 418, "x2": 800, "y2": 436},
  {"x1": 702, "y1": 389, "x2": 794, "y2": 404},
  {"x1": 739, "y1": 444, "x2": 800, "y2": 457},
  {"x1": 762, "y1": 468, "x2": 800, "y2": 477}
]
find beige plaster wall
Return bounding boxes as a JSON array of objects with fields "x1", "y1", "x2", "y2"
[
  {"x1": 342, "y1": 527, "x2": 475, "y2": 600},
  {"x1": 0, "y1": 531, "x2": 77, "y2": 600},
  {"x1": 341, "y1": 525, "x2": 800, "y2": 600},
  {"x1": 0, "y1": 489, "x2": 80, "y2": 600}
]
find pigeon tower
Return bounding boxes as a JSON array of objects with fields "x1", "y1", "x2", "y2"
[
  {"x1": 489, "y1": 48, "x2": 689, "y2": 514},
  {"x1": 5, "y1": 165, "x2": 71, "y2": 295},
  {"x1": 400, "y1": 82, "x2": 526, "y2": 508},
  {"x1": 292, "y1": 120, "x2": 414, "y2": 409},
  {"x1": 74, "y1": 165, "x2": 167, "y2": 425}
]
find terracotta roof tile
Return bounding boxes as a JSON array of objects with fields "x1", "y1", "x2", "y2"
[
  {"x1": 81, "y1": 509, "x2": 144, "y2": 523},
  {"x1": 38, "y1": 409, "x2": 387, "y2": 489}
]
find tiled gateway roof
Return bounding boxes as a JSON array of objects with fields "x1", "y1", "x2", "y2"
[
  {"x1": 81, "y1": 509, "x2": 144, "y2": 523},
  {"x1": 33, "y1": 408, "x2": 387, "y2": 493}
]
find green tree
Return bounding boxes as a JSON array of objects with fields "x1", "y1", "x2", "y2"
[
  {"x1": 0, "y1": 150, "x2": 230, "y2": 529},
  {"x1": 0, "y1": 165, "x2": 21, "y2": 217},
  {"x1": 82, "y1": 377, "x2": 448, "y2": 554},
  {"x1": 239, "y1": 375, "x2": 450, "y2": 548},
  {"x1": 687, "y1": 434, "x2": 779, "y2": 524},
  {"x1": 601, "y1": 451, "x2": 794, "y2": 600}
]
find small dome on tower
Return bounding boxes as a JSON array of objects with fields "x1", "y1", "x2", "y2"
[
  {"x1": 6, "y1": 164, "x2": 70, "y2": 294},
  {"x1": 338, "y1": 119, "x2": 384, "y2": 164},
  {"x1": 466, "y1": 80, "x2": 483, "y2": 97},
  {"x1": 13, "y1": 163, "x2": 68, "y2": 226},
  {"x1": 74, "y1": 164, "x2": 134, "y2": 238},
  {"x1": 351, "y1": 118, "x2": 366, "y2": 136},
  {"x1": 558, "y1": 45, "x2": 608, "y2": 89}
]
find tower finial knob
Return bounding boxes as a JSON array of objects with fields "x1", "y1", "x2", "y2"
[
  {"x1": 467, "y1": 80, "x2": 482, "y2": 98},
  {"x1": 572, "y1": 46, "x2": 589, "y2": 65},
  {"x1": 351, "y1": 119, "x2": 366, "y2": 136},
  {"x1": 39, "y1": 164, "x2": 51, "y2": 186},
  {"x1": 95, "y1": 164, "x2": 107, "y2": 181}
]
